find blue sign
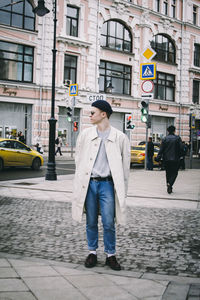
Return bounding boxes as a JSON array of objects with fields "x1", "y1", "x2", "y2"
[
  {"x1": 69, "y1": 84, "x2": 78, "y2": 96},
  {"x1": 140, "y1": 63, "x2": 156, "y2": 80}
]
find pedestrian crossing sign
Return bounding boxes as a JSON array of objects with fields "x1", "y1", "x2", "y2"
[
  {"x1": 69, "y1": 84, "x2": 78, "y2": 96},
  {"x1": 140, "y1": 63, "x2": 156, "y2": 80}
]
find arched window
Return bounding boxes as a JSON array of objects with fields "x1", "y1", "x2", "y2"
[
  {"x1": 0, "y1": 0, "x2": 35, "y2": 31},
  {"x1": 151, "y1": 34, "x2": 176, "y2": 63},
  {"x1": 101, "y1": 20, "x2": 132, "y2": 53}
]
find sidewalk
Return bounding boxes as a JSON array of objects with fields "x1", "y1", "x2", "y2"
[{"x1": 0, "y1": 168, "x2": 200, "y2": 299}]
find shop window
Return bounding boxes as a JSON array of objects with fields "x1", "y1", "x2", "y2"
[
  {"x1": 194, "y1": 44, "x2": 200, "y2": 67},
  {"x1": 151, "y1": 34, "x2": 176, "y2": 64},
  {"x1": 0, "y1": 0, "x2": 35, "y2": 31},
  {"x1": 99, "y1": 61, "x2": 131, "y2": 95},
  {"x1": 154, "y1": 72, "x2": 175, "y2": 101},
  {"x1": 193, "y1": 80, "x2": 199, "y2": 104},
  {"x1": 66, "y1": 5, "x2": 79, "y2": 37},
  {"x1": 0, "y1": 41, "x2": 34, "y2": 82},
  {"x1": 64, "y1": 55, "x2": 77, "y2": 83},
  {"x1": 101, "y1": 20, "x2": 132, "y2": 53}
]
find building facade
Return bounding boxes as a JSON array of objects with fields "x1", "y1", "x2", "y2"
[{"x1": 0, "y1": 0, "x2": 200, "y2": 152}]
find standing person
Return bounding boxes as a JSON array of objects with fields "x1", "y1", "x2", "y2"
[
  {"x1": 18, "y1": 131, "x2": 25, "y2": 144},
  {"x1": 155, "y1": 125, "x2": 183, "y2": 194},
  {"x1": 147, "y1": 137, "x2": 154, "y2": 170},
  {"x1": 72, "y1": 100, "x2": 130, "y2": 271},
  {"x1": 34, "y1": 133, "x2": 42, "y2": 153},
  {"x1": 55, "y1": 135, "x2": 62, "y2": 156},
  {"x1": 179, "y1": 141, "x2": 188, "y2": 170}
]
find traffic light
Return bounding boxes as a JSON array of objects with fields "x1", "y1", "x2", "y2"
[
  {"x1": 141, "y1": 100, "x2": 149, "y2": 123},
  {"x1": 73, "y1": 121, "x2": 78, "y2": 132},
  {"x1": 125, "y1": 114, "x2": 135, "y2": 130},
  {"x1": 67, "y1": 107, "x2": 72, "y2": 122}
]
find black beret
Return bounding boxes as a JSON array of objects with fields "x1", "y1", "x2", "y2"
[{"x1": 91, "y1": 100, "x2": 113, "y2": 114}]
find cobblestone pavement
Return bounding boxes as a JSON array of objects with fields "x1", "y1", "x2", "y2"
[{"x1": 0, "y1": 196, "x2": 200, "y2": 279}]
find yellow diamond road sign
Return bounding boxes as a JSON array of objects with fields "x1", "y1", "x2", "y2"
[{"x1": 142, "y1": 47, "x2": 156, "y2": 61}]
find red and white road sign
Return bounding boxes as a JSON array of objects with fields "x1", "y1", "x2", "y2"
[{"x1": 141, "y1": 80, "x2": 154, "y2": 93}]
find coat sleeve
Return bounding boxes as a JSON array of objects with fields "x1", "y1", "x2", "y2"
[{"x1": 121, "y1": 134, "x2": 131, "y2": 195}]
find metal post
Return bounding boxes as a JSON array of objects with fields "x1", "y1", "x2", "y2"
[
  {"x1": 189, "y1": 128, "x2": 193, "y2": 169},
  {"x1": 70, "y1": 96, "x2": 75, "y2": 158},
  {"x1": 145, "y1": 122, "x2": 148, "y2": 170},
  {"x1": 45, "y1": 0, "x2": 57, "y2": 180}
]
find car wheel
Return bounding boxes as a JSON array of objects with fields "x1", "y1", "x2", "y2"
[
  {"x1": 31, "y1": 157, "x2": 41, "y2": 170},
  {"x1": 0, "y1": 158, "x2": 4, "y2": 171}
]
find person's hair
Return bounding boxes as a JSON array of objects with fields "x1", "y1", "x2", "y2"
[
  {"x1": 149, "y1": 137, "x2": 152, "y2": 142},
  {"x1": 167, "y1": 125, "x2": 176, "y2": 134},
  {"x1": 105, "y1": 111, "x2": 112, "y2": 119}
]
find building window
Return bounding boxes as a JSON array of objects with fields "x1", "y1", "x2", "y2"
[
  {"x1": 193, "y1": 5, "x2": 197, "y2": 25},
  {"x1": 155, "y1": 0, "x2": 160, "y2": 12},
  {"x1": 0, "y1": 41, "x2": 34, "y2": 82},
  {"x1": 99, "y1": 61, "x2": 131, "y2": 95},
  {"x1": 194, "y1": 44, "x2": 200, "y2": 67},
  {"x1": 66, "y1": 5, "x2": 79, "y2": 37},
  {"x1": 163, "y1": 0, "x2": 168, "y2": 15},
  {"x1": 101, "y1": 20, "x2": 132, "y2": 53},
  {"x1": 171, "y1": 0, "x2": 176, "y2": 18},
  {"x1": 151, "y1": 34, "x2": 176, "y2": 64},
  {"x1": 154, "y1": 72, "x2": 175, "y2": 101},
  {"x1": 0, "y1": 0, "x2": 35, "y2": 31},
  {"x1": 64, "y1": 55, "x2": 77, "y2": 83},
  {"x1": 193, "y1": 80, "x2": 199, "y2": 104}
]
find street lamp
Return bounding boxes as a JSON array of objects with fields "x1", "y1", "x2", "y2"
[{"x1": 34, "y1": 0, "x2": 57, "y2": 180}]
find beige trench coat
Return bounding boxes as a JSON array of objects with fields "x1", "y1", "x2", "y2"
[{"x1": 72, "y1": 126, "x2": 130, "y2": 225}]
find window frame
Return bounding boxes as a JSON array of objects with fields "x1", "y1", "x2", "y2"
[
  {"x1": 151, "y1": 34, "x2": 176, "y2": 64},
  {"x1": 171, "y1": 0, "x2": 176, "y2": 18},
  {"x1": 154, "y1": 71, "x2": 175, "y2": 102},
  {"x1": 64, "y1": 54, "x2": 77, "y2": 84},
  {"x1": 100, "y1": 20, "x2": 132, "y2": 53},
  {"x1": 0, "y1": 40, "x2": 34, "y2": 83},
  {"x1": 193, "y1": 80, "x2": 199, "y2": 104},
  {"x1": 163, "y1": 0, "x2": 168, "y2": 15},
  {"x1": 66, "y1": 5, "x2": 79, "y2": 37},
  {"x1": 0, "y1": 0, "x2": 35, "y2": 31},
  {"x1": 194, "y1": 44, "x2": 200, "y2": 67},
  {"x1": 99, "y1": 60, "x2": 131, "y2": 95},
  {"x1": 155, "y1": 0, "x2": 160, "y2": 12},
  {"x1": 193, "y1": 5, "x2": 198, "y2": 25}
]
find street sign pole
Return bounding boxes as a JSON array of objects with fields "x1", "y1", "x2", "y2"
[
  {"x1": 70, "y1": 96, "x2": 75, "y2": 158},
  {"x1": 145, "y1": 121, "x2": 148, "y2": 170}
]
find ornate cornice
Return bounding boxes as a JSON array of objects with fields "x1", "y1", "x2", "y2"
[{"x1": 57, "y1": 35, "x2": 92, "y2": 48}]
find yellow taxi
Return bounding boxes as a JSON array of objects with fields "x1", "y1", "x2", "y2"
[
  {"x1": 131, "y1": 145, "x2": 159, "y2": 166},
  {"x1": 0, "y1": 138, "x2": 44, "y2": 171}
]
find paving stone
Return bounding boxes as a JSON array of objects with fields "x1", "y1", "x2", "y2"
[
  {"x1": 0, "y1": 291, "x2": 37, "y2": 300},
  {"x1": 14, "y1": 266, "x2": 59, "y2": 278},
  {"x1": 0, "y1": 279, "x2": 28, "y2": 292},
  {"x1": 0, "y1": 268, "x2": 18, "y2": 278},
  {"x1": 0, "y1": 197, "x2": 200, "y2": 278},
  {"x1": 33, "y1": 288, "x2": 88, "y2": 300}
]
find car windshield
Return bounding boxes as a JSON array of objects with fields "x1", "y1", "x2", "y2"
[{"x1": 131, "y1": 146, "x2": 145, "y2": 150}]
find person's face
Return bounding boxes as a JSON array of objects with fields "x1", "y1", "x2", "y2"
[{"x1": 89, "y1": 107, "x2": 107, "y2": 125}]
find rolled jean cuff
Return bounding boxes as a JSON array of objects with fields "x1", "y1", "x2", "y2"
[{"x1": 105, "y1": 250, "x2": 116, "y2": 255}]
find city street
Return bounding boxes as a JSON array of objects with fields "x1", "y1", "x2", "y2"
[{"x1": 0, "y1": 162, "x2": 200, "y2": 299}]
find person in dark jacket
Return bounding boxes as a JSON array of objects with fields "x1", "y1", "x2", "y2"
[
  {"x1": 155, "y1": 125, "x2": 183, "y2": 194},
  {"x1": 147, "y1": 137, "x2": 154, "y2": 170}
]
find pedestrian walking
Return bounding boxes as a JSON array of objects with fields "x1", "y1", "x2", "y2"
[
  {"x1": 18, "y1": 131, "x2": 25, "y2": 144},
  {"x1": 179, "y1": 141, "x2": 188, "y2": 170},
  {"x1": 34, "y1": 133, "x2": 42, "y2": 153},
  {"x1": 147, "y1": 137, "x2": 154, "y2": 170},
  {"x1": 155, "y1": 125, "x2": 183, "y2": 194},
  {"x1": 55, "y1": 136, "x2": 62, "y2": 156},
  {"x1": 72, "y1": 100, "x2": 130, "y2": 271}
]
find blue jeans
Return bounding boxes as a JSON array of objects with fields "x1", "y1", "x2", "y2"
[
  {"x1": 147, "y1": 156, "x2": 153, "y2": 170},
  {"x1": 85, "y1": 179, "x2": 116, "y2": 254}
]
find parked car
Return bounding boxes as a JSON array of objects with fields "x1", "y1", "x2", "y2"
[
  {"x1": 0, "y1": 138, "x2": 44, "y2": 171},
  {"x1": 131, "y1": 145, "x2": 160, "y2": 166}
]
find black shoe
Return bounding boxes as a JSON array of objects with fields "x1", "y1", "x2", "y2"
[
  {"x1": 106, "y1": 256, "x2": 121, "y2": 271},
  {"x1": 85, "y1": 254, "x2": 97, "y2": 268},
  {"x1": 167, "y1": 184, "x2": 172, "y2": 194}
]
